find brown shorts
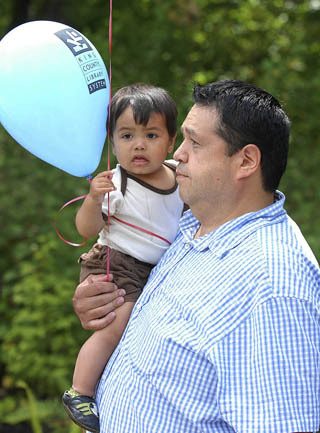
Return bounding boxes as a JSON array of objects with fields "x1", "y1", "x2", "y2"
[{"x1": 79, "y1": 243, "x2": 153, "y2": 302}]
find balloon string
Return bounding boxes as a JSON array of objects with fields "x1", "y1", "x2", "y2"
[
  {"x1": 53, "y1": 188, "x2": 172, "y2": 247},
  {"x1": 105, "y1": 0, "x2": 113, "y2": 280},
  {"x1": 111, "y1": 216, "x2": 171, "y2": 245},
  {"x1": 52, "y1": 186, "x2": 90, "y2": 248},
  {"x1": 54, "y1": 1, "x2": 171, "y2": 276},
  {"x1": 53, "y1": 1, "x2": 113, "y2": 253}
]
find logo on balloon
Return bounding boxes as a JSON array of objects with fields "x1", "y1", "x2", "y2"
[
  {"x1": 55, "y1": 28, "x2": 107, "y2": 94},
  {"x1": 55, "y1": 28, "x2": 93, "y2": 55}
]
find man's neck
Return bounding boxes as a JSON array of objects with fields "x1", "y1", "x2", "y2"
[{"x1": 193, "y1": 190, "x2": 274, "y2": 239}]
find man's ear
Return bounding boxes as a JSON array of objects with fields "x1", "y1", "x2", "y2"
[{"x1": 236, "y1": 144, "x2": 261, "y2": 180}]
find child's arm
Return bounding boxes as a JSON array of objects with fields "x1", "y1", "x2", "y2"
[{"x1": 76, "y1": 171, "x2": 115, "y2": 239}]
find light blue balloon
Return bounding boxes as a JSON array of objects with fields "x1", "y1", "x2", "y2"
[{"x1": 0, "y1": 21, "x2": 110, "y2": 177}]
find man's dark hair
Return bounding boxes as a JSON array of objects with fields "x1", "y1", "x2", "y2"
[
  {"x1": 193, "y1": 80, "x2": 291, "y2": 192},
  {"x1": 109, "y1": 83, "x2": 177, "y2": 139}
]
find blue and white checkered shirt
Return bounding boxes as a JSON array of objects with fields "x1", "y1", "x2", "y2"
[{"x1": 96, "y1": 191, "x2": 320, "y2": 433}]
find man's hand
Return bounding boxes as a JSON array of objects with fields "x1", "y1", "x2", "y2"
[{"x1": 73, "y1": 274, "x2": 126, "y2": 331}]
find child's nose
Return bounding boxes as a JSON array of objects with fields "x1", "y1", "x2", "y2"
[{"x1": 134, "y1": 139, "x2": 146, "y2": 150}]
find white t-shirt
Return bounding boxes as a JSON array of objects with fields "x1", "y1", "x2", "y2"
[{"x1": 98, "y1": 162, "x2": 184, "y2": 265}]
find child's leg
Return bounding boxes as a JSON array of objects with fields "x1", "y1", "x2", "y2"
[{"x1": 72, "y1": 301, "x2": 135, "y2": 396}]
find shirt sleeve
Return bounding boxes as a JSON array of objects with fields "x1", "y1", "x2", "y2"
[{"x1": 212, "y1": 297, "x2": 320, "y2": 433}]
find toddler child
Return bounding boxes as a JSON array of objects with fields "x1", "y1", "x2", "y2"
[{"x1": 62, "y1": 83, "x2": 184, "y2": 432}]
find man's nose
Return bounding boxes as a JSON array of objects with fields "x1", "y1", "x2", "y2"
[{"x1": 173, "y1": 140, "x2": 187, "y2": 162}]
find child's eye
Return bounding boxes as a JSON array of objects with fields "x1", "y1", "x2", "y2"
[
  {"x1": 147, "y1": 133, "x2": 158, "y2": 139},
  {"x1": 121, "y1": 133, "x2": 132, "y2": 140}
]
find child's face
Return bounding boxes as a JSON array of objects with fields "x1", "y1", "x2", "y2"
[{"x1": 112, "y1": 106, "x2": 175, "y2": 177}]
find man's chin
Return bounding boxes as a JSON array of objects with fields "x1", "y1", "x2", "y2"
[{"x1": 178, "y1": 189, "x2": 190, "y2": 205}]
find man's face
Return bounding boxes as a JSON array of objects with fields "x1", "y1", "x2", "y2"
[{"x1": 174, "y1": 105, "x2": 238, "y2": 218}]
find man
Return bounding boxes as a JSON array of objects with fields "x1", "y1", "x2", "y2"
[{"x1": 73, "y1": 80, "x2": 320, "y2": 432}]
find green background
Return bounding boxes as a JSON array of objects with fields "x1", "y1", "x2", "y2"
[{"x1": 0, "y1": 1, "x2": 319, "y2": 432}]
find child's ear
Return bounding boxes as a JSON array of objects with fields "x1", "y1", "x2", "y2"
[
  {"x1": 168, "y1": 134, "x2": 177, "y2": 154},
  {"x1": 110, "y1": 139, "x2": 116, "y2": 155}
]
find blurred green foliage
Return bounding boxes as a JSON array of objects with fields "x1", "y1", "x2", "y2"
[{"x1": 0, "y1": 0, "x2": 319, "y2": 431}]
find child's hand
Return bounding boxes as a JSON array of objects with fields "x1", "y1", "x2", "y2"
[{"x1": 88, "y1": 171, "x2": 115, "y2": 203}]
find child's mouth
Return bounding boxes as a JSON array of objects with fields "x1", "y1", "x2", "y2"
[{"x1": 133, "y1": 156, "x2": 148, "y2": 164}]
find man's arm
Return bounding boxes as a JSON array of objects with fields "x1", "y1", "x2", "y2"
[{"x1": 73, "y1": 274, "x2": 126, "y2": 330}]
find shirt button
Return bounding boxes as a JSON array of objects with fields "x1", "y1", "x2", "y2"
[
  {"x1": 184, "y1": 242, "x2": 191, "y2": 250},
  {"x1": 136, "y1": 303, "x2": 142, "y2": 312}
]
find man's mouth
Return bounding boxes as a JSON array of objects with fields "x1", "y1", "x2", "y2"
[{"x1": 176, "y1": 169, "x2": 187, "y2": 178}]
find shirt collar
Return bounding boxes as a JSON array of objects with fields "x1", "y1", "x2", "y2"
[{"x1": 179, "y1": 191, "x2": 287, "y2": 257}]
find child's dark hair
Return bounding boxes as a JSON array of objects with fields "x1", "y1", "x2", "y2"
[{"x1": 109, "y1": 83, "x2": 177, "y2": 138}]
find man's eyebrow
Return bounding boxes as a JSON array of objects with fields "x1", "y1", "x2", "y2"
[{"x1": 181, "y1": 125, "x2": 198, "y2": 137}]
